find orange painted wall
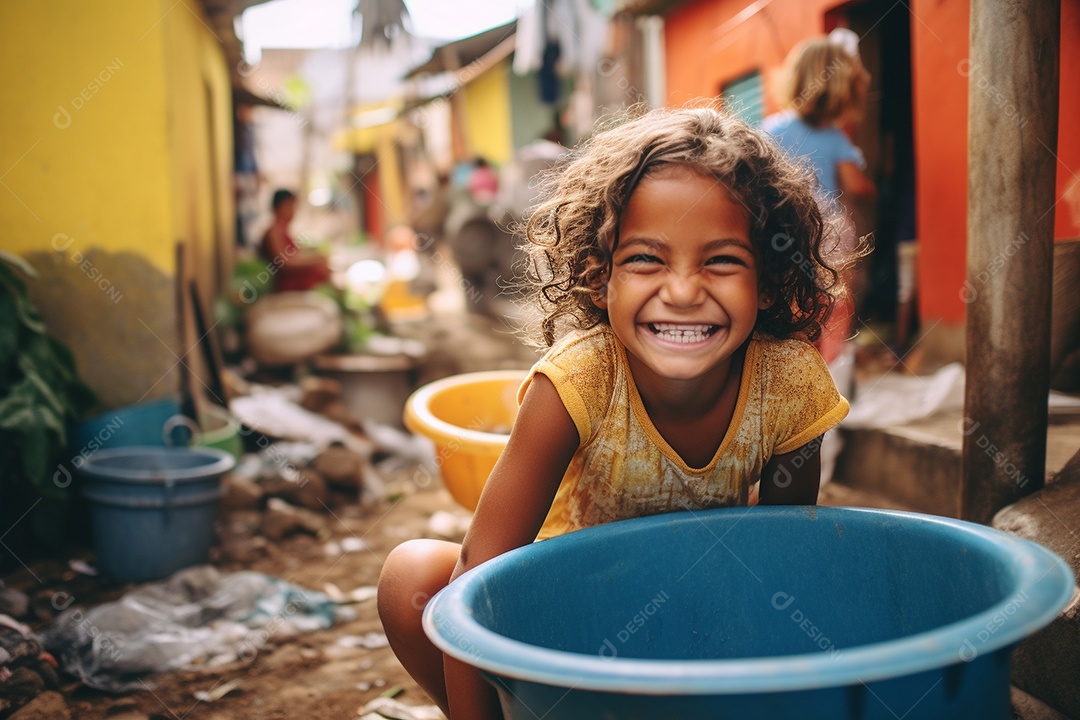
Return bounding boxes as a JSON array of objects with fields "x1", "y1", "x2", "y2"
[
  {"x1": 911, "y1": 0, "x2": 1079, "y2": 324},
  {"x1": 664, "y1": 0, "x2": 1079, "y2": 326},
  {"x1": 664, "y1": 0, "x2": 834, "y2": 113},
  {"x1": 909, "y1": 0, "x2": 969, "y2": 325}
]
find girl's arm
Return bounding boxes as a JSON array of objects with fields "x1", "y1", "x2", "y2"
[
  {"x1": 758, "y1": 437, "x2": 822, "y2": 505},
  {"x1": 445, "y1": 372, "x2": 580, "y2": 718}
]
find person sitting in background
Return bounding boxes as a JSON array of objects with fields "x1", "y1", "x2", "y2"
[{"x1": 259, "y1": 189, "x2": 331, "y2": 293}]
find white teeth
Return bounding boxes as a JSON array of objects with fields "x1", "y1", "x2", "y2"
[{"x1": 648, "y1": 323, "x2": 716, "y2": 343}]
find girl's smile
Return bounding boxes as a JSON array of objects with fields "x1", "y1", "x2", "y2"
[
  {"x1": 646, "y1": 323, "x2": 719, "y2": 344},
  {"x1": 597, "y1": 164, "x2": 769, "y2": 396}
]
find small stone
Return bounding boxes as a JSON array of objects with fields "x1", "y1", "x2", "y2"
[
  {"x1": 427, "y1": 510, "x2": 470, "y2": 539},
  {"x1": 7, "y1": 689, "x2": 68, "y2": 720},
  {"x1": 101, "y1": 699, "x2": 148, "y2": 719},
  {"x1": 1, "y1": 667, "x2": 44, "y2": 705},
  {"x1": 216, "y1": 534, "x2": 269, "y2": 564},
  {"x1": 339, "y1": 537, "x2": 366, "y2": 553},
  {"x1": 220, "y1": 473, "x2": 264, "y2": 512},
  {"x1": 0, "y1": 623, "x2": 42, "y2": 667},
  {"x1": 311, "y1": 444, "x2": 364, "y2": 490},
  {"x1": 298, "y1": 376, "x2": 343, "y2": 413},
  {"x1": 0, "y1": 587, "x2": 29, "y2": 618},
  {"x1": 261, "y1": 499, "x2": 326, "y2": 540},
  {"x1": 263, "y1": 469, "x2": 329, "y2": 512}
]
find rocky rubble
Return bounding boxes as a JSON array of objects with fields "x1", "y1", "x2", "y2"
[{"x1": 0, "y1": 375, "x2": 438, "y2": 718}]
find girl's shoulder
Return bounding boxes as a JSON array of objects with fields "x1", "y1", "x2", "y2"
[
  {"x1": 751, "y1": 335, "x2": 834, "y2": 390},
  {"x1": 750, "y1": 336, "x2": 849, "y2": 453},
  {"x1": 520, "y1": 325, "x2": 620, "y2": 439},
  {"x1": 538, "y1": 325, "x2": 620, "y2": 383},
  {"x1": 754, "y1": 334, "x2": 820, "y2": 360}
]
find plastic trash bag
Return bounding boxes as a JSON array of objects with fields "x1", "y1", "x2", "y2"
[
  {"x1": 40, "y1": 565, "x2": 341, "y2": 692},
  {"x1": 842, "y1": 362, "x2": 966, "y2": 429}
]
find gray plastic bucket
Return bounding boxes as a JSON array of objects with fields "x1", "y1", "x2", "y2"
[{"x1": 78, "y1": 446, "x2": 235, "y2": 582}]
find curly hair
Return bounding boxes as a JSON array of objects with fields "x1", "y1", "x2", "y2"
[{"x1": 519, "y1": 104, "x2": 844, "y2": 347}]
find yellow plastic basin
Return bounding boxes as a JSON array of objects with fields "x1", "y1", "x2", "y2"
[{"x1": 404, "y1": 370, "x2": 526, "y2": 510}]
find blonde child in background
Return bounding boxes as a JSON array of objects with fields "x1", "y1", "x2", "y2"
[
  {"x1": 761, "y1": 28, "x2": 876, "y2": 365},
  {"x1": 378, "y1": 106, "x2": 850, "y2": 719}
]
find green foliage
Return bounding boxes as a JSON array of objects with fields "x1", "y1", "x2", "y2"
[{"x1": 0, "y1": 251, "x2": 96, "y2": 549}]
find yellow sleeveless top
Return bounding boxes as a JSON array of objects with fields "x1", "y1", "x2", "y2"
[{"x1": 519, "y1": 325, "x2": 849, "y2": 540}]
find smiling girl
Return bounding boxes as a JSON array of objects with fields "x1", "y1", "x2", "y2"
[{"x1": 378, "y1": 106, "x2": 851, "y2": 719}]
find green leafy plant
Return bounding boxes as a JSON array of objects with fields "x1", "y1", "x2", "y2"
[{"x1": 0, "y1": 250, "x2": 96, "y2": 555}]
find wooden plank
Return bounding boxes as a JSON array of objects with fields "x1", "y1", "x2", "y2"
[{"x1": 962, "y1": 0, "x2": 1060, "y2": 522}]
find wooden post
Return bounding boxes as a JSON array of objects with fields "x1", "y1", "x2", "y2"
[
  {"x1": 962, "y1": 0, "x2": 1060, "y2": 522},
  {"x1": 441, "y1": 46, "x2": 470, "y2": 162}
]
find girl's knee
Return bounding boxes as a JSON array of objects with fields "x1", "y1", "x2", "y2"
[{"x1": 378, "y1": 539, "x2": 459, "y2": 629}]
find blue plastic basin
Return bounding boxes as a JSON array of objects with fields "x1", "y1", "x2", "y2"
[
  {"x1": 424, "y1": 507, "x2": 1075, "y2": 719},
  {"x1": 78, "y1": 446, "x2": 234, "y2": 583}
]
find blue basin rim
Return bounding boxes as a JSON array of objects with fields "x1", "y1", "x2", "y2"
[
  {"x1": 77, "y1": 446, "x2": 236, "y2": 483},
  {"x1": 423, "y1": 507, "x2": 1076, "y2": 695}
]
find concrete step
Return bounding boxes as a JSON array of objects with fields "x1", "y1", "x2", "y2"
[
  {"x1": 1011, "y1": 685, "x2": 1075, "y2": 720},
  {"x1": 816, "y1": 479, "x2": 918, "y2": 511},
  {"x1": 993, "y1": 453, "x2": 1080, "y2": 720},
  {"x1": 833, "y1": 409, "x2": 1080, "y2": 518}
]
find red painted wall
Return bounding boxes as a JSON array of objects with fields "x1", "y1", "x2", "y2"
[
  {"x1": 664, "y1": 0, "x2": 1079, "y2": 327},
  {"x1": 1054, "y1": 0, "x2": 1080, "y2": 241}
]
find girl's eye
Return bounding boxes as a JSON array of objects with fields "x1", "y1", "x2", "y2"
[
  {"x1": 706, "y1": 255, "x2": 747, "y2": 267},
  {"x1": 625, "y1": 254, "x2": 662, "y2": 264}
]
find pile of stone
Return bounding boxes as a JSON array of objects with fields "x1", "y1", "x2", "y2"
[
  {"x1": 0, "y1": 611, "x2": 67, "y2": 720},
  {"x1": 215, "y1": 442, "x2": 368, "y2": 564}
]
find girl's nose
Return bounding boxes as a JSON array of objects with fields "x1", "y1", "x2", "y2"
[{"x1": 659, "y1": 271, "x2": 706, "y2": 307}]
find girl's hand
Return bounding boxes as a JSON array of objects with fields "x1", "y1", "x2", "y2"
[{"x1": 758, "y1": 436, "x2": 822, "y2": 505}]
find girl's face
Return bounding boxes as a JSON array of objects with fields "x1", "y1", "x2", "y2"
[{"x1": 597, "y1": 165, "x2": 768, "y2": 388}]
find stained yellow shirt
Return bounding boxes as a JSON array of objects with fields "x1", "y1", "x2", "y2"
[{"x1": 519, "y1": 325, "x2": 849, "y2": 540}]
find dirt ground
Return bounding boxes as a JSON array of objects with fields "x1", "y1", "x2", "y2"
[
  {"x1": 4, "y1": 469, "x2": 458, "y2": 720},
  {"x1": 1, "y1": 301, "x2": 918, "y2": 720},
  {"x1": 3, "y1": 306, "x2": 540, "y2": 720},
  {"x1": 2, "y1": 471, "x2": 912, "y2": 720}
]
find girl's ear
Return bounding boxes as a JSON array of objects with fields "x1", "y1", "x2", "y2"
[
  {"x1": 758, "y1": 290, "x2": 775, "y2": 310},
  {"x1": 593, "y1": 285, "x2": 608, "y2": 310}
]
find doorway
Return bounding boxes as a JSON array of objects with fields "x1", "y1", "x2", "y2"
[{"x1": 830, "y1": 0, "x2": 916, "y2": 335}]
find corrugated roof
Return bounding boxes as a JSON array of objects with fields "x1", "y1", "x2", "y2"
[{"x1": 403, "y1": 20, "x2": 517, "y2": 79}]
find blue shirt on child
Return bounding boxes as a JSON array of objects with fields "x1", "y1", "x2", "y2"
[{"x1": 760, "y1": 111, "x2": 865, "y2": 198}]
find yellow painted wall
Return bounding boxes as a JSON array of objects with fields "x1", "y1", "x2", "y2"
[
  {"x1": 1, "y1": 1, "x2": 174, "y2": 270},
  {"x1": 0, "y1": 0, "x2": 235, "y2": 409},
  {"x1": 461, "y1": 60, "x2": 512, "y2": 166},
  {"x1": 163, "y1": 1, "x2": 235, "y2": 295}
]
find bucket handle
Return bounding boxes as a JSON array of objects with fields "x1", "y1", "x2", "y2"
[
  {"x1": 163, "y1": 415, "x2": 199, "y2": 447},
  {"x1": 162, "y1": 415, "x2": 198, "y2": 527}
]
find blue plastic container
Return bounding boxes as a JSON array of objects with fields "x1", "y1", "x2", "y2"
[
  {"x1": 77, "y1": 446, "x2": 235, "y2": 583},
  {"x1": 70, "y1": 398, "x2": 184, "y2": 455},
  {"x1": 425, "y1": 507, "x2": 1075, "y2": 720}
]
